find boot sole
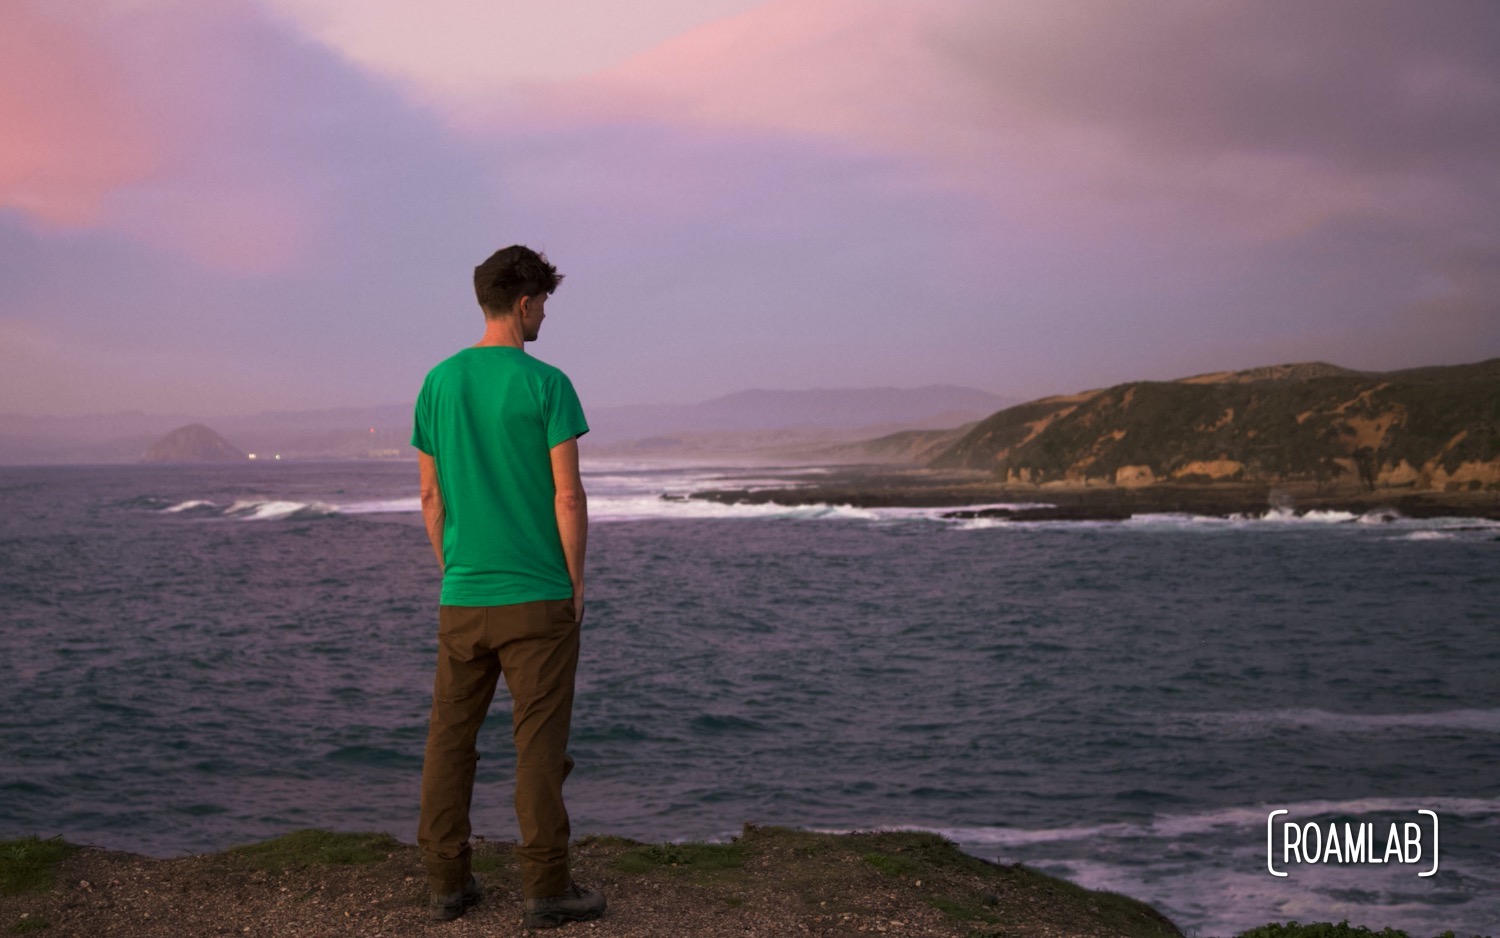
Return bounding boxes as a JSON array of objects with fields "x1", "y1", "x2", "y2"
[
  {"x1": 522, "y1": 906, "x2": 605, "y2": 929},
  {"x1": 430, "y1": 885, "x2": 483, "y2": 921}
]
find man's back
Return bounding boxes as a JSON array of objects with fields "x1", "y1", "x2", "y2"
[
  {"x1": 414, "y1": 245, "x2": 604, "y2": 928},
  {"x1": 412, "y1": 345, "x2": 588, "y2": 605}
]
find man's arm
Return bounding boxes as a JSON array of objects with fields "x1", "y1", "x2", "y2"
[
  {"x1": 418, "y1": 451, "x2": 445, "y2": 572},
  {"x1": 550, "y1": 436, "x2": 587, "y2": 624}
]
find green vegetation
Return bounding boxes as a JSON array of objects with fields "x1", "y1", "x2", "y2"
[
  {"x1": 1234, "y1": 920, "x2": 1480, "y2": 938},
  {"x1": 0, "y1": 838, "x2": 77, "y2": 897},
  {"x1": 227, "y1": 829, "x2": 401, "y2": 873},
  {"x1": 931, "y1": 359, "x2": 1500, "y2": 491},
  {"x1": 862, "y1": 850, "x2": 924, "y2": 878},
  {"x1": 7, "y1": 915, "x2": 50, "y2": 934},
  {"x1": 771, "y1": 827, "x2": 1177, "y2": 938},
  {"x1": 612, "y1": 841, "x2": 744, "y2": 875},
  {"x1": 469, "y1": 847, "x2": 513, "y2": 874}
]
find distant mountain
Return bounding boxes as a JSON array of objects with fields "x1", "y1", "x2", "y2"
[
  {"x1": 585, "y1": 386, "x2": 1011, "y2": 448},
  {"x1": 929, "y1": 359, "x2": 1500, "y2": 493},
  {"x1": 0, "y1": 387, "x2": 1010, "y2": 465},
  {"x1": 0, "y1": 404, "x2": 416, "y2": 465},
  {"x1": 143, "y1": 424, "x2": 246, "y2": 463}
]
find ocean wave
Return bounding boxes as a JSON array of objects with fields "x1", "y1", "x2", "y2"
[
  {"x1": 162, "y1": 499, "x2": 217, "y2": 513},
  {"x1": 589, "y1": 498, "x2": 1062, "y2": 524},
  {"x1": 1264, "y1": 507, "x2": 1360, "y2": 524},
  {"x1": 222, "y1": 499, "x2": 336, "y2": 521},
  {"x1": 591, "y1": 495, "x2": 880, "y2": 523},
  {"x1": 910, "y1": 795, "x2": 1500, "y2": 848},
  {"x1": 1128, "y1": 509, "x2": 1500, "y2": 532},
  {"x1": 333, "y1": 497, "x2": 421, "y2": 514},
  {"x1": 1179, "y1": 706, "x2": 1500, "y2": 734},
  {"x1": 151, "y1": 481, "x2": 1499, "y2": 530}
]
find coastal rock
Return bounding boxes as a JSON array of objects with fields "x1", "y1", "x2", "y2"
[
  {"x1": 1114, "y1": 465, "x2": 1156, "y2": 487},
  {"x1": 930, "y1": 357, "x2": 1500, "y2": 494},
  {"x1": 0, "y1": 826, "x2": 1186, "y2": 937},
  {"x1": 143, "y1": 424, "x2": 246, "y2": 463}
]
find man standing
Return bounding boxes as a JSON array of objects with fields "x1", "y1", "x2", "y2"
[{"x1": 412, "y1": 245, "x2": 605, "y2": 928}]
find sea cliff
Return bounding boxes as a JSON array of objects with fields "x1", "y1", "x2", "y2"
[{"x1": 927, "y1": 359, "x2": 1499, "y2": 493}]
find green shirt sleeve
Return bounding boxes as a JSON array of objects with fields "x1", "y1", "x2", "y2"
[
  {"x1": 410, "y1": 376, "x2": 433, "y2": 455},
  {"x1": 545, "y1": 371, "x2": 589, "y2": 449}
]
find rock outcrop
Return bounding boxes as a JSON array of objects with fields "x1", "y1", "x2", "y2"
[
  {"x1": 930, "y1": 358, "x2": 1500, "y2": 493},
  {"x1": 143, "y1": 424, "x2": 246, "y2": 463}
]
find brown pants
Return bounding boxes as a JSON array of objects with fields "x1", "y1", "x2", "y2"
[{"x1": 417, "y1": 599, "x2": 579, "y2": 899}]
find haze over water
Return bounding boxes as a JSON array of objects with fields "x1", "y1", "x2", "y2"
[{"x1": 2, "y1": 461, "x2": 1497, "y2": 936}]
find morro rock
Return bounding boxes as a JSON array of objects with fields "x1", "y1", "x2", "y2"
[{"x1": 143, "y1": 424, "x2": 246, "y2": 463}]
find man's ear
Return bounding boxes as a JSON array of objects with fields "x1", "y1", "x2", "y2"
[{"x1": 513, "y1": 294, "x2": 531, "y2": 318}]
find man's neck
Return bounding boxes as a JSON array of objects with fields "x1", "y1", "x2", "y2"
[{"x1": 475, "y1": 314, "x2": 525, "y2": 349}]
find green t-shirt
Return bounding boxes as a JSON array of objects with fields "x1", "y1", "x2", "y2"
[{"x1": 411, "y1": 346, "x2": 589, "y2": 606}]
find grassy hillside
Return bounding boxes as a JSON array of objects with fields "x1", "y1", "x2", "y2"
[{"x1": 930, "y1": 359, "x2": 1500, "y2": 492}]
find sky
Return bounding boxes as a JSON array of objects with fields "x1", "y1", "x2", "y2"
[{"x1": 2, "y1": 0, "x2": 1497, "y2": 416}]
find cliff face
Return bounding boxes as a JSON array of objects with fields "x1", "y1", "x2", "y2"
[
  {"x1": 143, "y1": 424, "x2": 246, "y2": 463},
  {"x1": 930, "y1": 359, "x2": 1500, "y2": 492}
]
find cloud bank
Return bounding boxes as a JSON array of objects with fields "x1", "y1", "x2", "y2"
[{"x1": 1, "y1": 0, "x2": 1496, "y2": 416}]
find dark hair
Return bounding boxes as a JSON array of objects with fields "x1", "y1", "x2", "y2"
[{"x1": 473, "y1": 245, "x2": 563, "y2": 316}]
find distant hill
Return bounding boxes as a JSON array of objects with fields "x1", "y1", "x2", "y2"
[
  {"x1": 0, "y1": 404, "x2": 413, "y2": 465},
  {"x1": 1, "y1": 387, "x2": 1010, "y2": 465},
  {"x1": 143, "y1": 424, "x2": 246, "y2": 463},
  {"x1": 584, "y1": 386, "x2": 1011, "y2": 447},
  {"x1": 929, "y1": 359, "x2": 1500, "y2": 492},
  {"x1": 805, "y1": 423, "x2": 980, "y2": 465}
]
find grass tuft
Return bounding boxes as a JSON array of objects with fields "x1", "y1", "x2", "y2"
[
  {"x1": 1232, "y1": 922, "x2": 1484, "y2": 938},
  {"x1": 0, "y1": 837, "x2": 78, "y2": 897},
  {"x1": 227, "y1": 829, "x2": 402, "y2": 873},
  {"x1": 613, "y1": 842, "x2": 744, "y2": 875},
  {"x1": 862, "y1": 851, "x2": 923, "y2": 878}
]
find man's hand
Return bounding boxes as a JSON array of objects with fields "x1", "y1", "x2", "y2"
[{"x1": 551, "y1": 437, "x2": 587, "y2": 624}]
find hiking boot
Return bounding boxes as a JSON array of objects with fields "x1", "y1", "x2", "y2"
[
  {"x1": 522, "y1": 881, "x2": 606, "y2": 929},
  {"x1": 429, "y1": 873, "x2": 483, "y2": 922}
]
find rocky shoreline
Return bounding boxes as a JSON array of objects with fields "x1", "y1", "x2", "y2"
[
  {"x1": 1, "y1": 826, "x2": 1186, "y2": 937},
  {"x1": 688, "y1": 467, "x2": 1500, "y2": 522}
]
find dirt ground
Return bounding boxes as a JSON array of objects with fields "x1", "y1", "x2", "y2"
[{"x1": 1, "y1": 826, "x2": 1184, "y2": 938}]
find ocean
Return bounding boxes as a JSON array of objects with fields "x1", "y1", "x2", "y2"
[{"x1": 0, "y1": 461, "x2": 1496, "y2": 937}]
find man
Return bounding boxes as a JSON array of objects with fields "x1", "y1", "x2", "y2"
[{"x1": 411, "y1": 245, "x2": 606, "y2": 928}]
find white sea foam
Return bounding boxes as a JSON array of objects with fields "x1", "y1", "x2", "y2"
[
  {"x1": 154, "y1": 460, "x2": 1500, "y2": 530},
  {"x1": 335, "y1": 497, "x2": 421, "y2": 515},
  {"x1": 162, "y1": 499, "x2": 216, "y2": 513},
  {"x1": 904, "y1": 795, "x2": 1500, "y2": 850},
  {"x1": 588, "y1": 494, "x2": 880, "y2": 523},
  {"x1": 223, "y1": 499, "x2": 334, "y2": 521},
  {"x1": 822, "y1": 804, "x2": 1499, "y2": 935}
]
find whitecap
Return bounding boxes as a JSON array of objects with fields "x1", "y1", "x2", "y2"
[
  {"x1": 162, "y1": 499, "x2": 216, "y2": 513},
  {"x1": 223, "y1": 499, "x2": 333, "y2": 521},
  {"x1": 1402, "y1": 530, "x2": 1454, "y2": 541},
  {"x1": 335, "y1": 497, "x2": 421, "y2": 515}
]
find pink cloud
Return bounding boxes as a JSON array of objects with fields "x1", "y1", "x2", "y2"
[
  {"x1": 0, "y1": 1, "x2": 327, "y2": 274},
  {"x1": 534, "y1": 0, "x2": 1495, "y2": 248},
  {"x1": 0, "y1": 3, "x2": 161, "y2": 226}
]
